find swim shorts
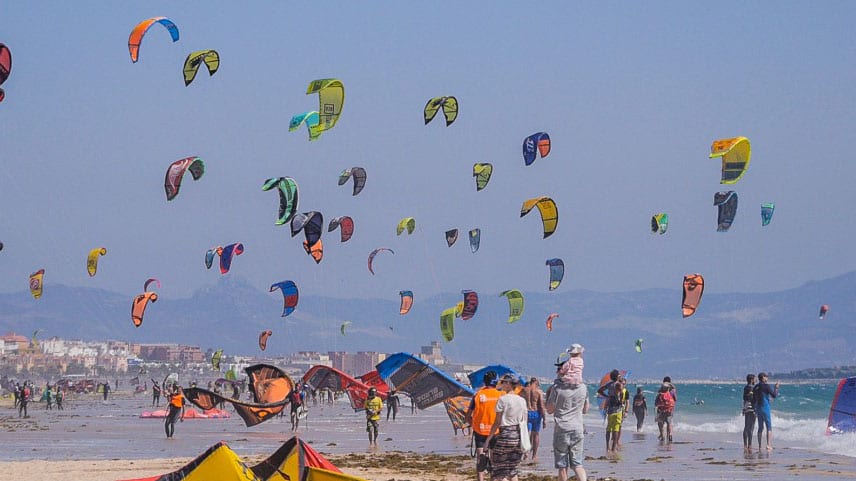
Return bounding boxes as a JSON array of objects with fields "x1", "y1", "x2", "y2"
[
  {"x1": 528, "y1": 410, "x2": 543, "y2": 433},
  {"x1": 607, "y1": 412, "x2": 623, "y2": 432},
  {"x1": 473, "y1": 432, "x2": 489, "y2": 448}
]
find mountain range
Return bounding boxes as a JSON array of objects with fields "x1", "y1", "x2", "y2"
[{"x1": 2, "y1": 272, "x2": 854, "y2": 380}]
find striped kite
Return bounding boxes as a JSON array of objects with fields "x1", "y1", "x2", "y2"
[
  {"x1": 262, "y1": 177, "x2": 299, "y2": 225},
  {"x1": 270, "y1": 281, "x2": 299, "y2": 317},
  {"x1": 128, "y1": 17, "x2": 179, "y2": 63}
]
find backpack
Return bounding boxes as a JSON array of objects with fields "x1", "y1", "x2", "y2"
[
  {"x1": 656, "y1": 392, "x2": 674, "y2": 413},
  {"x1": 290, "y1": 390, "x2": 302, "y2": 406}
]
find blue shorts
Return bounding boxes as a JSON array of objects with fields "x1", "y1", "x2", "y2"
[
  {"x1": 757, "y1": 409, "x2": 772, "y2": 431},
  {"x1": 528, "y1": 410, "x2": 543, "y2": 433}
]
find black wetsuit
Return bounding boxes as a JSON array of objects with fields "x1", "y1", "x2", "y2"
[
  {"x1": 742, "y1": 383, "x2": 755, "y2": 447},
  {"x1": 633, "y1": 393, "x2": 647, "y2": 430}
]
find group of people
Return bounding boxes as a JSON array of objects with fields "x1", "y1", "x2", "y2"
[{"x1": 742, "y1": 372, "x2": 780, "y2": 452}]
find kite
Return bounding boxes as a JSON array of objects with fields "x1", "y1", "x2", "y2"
[
  {"x1": 217, "y1": 243, "x2": 244, "y2": 274},
  {"x1": 291, "y1": 211, "x2": 323, "y2": 246},
  {"x1": 651, "y1": 213, "x2": 669, "y2": 234},
  {"x1": 303, "y1": 239, "x2": 323, "y2": 264},
  {"x1": 328, "y1": 216, "x2": 354, "y2": 242},
  {"x1": 270, "y1": 280, "x2": 299, "y2": 317},
  {"x1": 714, "y1": 191, "x2": 738, "y2": 232},
  {"x1": 469, "y1": 365, "x2": 525, "y2": 390},
  {"x1": 546, "y1": 258, "x2": 564, "y2": 291},
  {"x1": 709, "y1": 137, "x2": 751, "y2": 184},
  {"x1": 0, "y1": 241, "x2": 3, "y2": 251},
  {"x1": 306, "y1": 79, "x2": 345, "y2": 133},
  {"x1": 204, "y1": 247, "x2": 218, "y2": 269},
  {"x1": 445, "y1": 229, "x2": 459, "y2": 247},
  {"x1": 424, "y1": 96, "x2": 458, "y2": 126},
  {"x1": 31, "y1": 329, "x2": 42, "y2": 348},
  {"x1": 399, "y1": 290, "x2": 413, "y2": 315},
  {"x1": 338, "y1": 167, "x2": 366, "y2": 196},
  {"x1": 164, "y1": 156, "x2": 204, "y2": 201},
  {"x1": 211, "y1": 349, "x2": 223, "y2": 371},
  {"x1": 443, "y1": 396, "x2": 472, "y2": 435},
  {"x1": 396, "y1": 217, "x2": 416, "y2": 235},
  {"x1": 826, "y1": 377, "x2": 856, "y2": 434},
  {"x1": 460, "y1": 290, "x2": 478, "y2": 321},
  {"x1": 184, "y1": 364, "x2": 294, "y2": 427},
  {"x1": 440, "y1": 306, "x2": 456, "y2": 341},
  {"x1": 469, "y1": 228, "x2": 481, "y2": 253},
  {"x1": 261, "y1": 177, "x2": 299, "y2": 225},
  {"x1": 183, "y1": 50, "x2": 219, "y2": 86},
  {"x1": 472, "y1": 163, "x2": 493, "y2": 191},
  {"x1": 376, "y1": 352, "x2": 474, "y2": 409},
  {"x1": 635, "y1": 339, "x2": 643, "y2": 353},
  {"x1": 86, "y1": 247, "x2": 107, "y2": 277},
  {"x1": 29, "y1": 269, "x2": 45, "y2": 299},
  {"x1": 454, "y1": 301, "x2": 465, "y2": 318},
  {"x1": 131, "y1": 291, "x2": 158, "y2": 327},
  {"x1": 288, "y1": 111, "x2": 322, "y2": 141},
  {"x1": 682, "y1": 274, "x2": 705, "y2": 318},
  {"x1": 819, "y1": 305, "x2": 830, "y2": 320},
  {"x1": 521, "y1": 196, "x2": 558, "y2": 238},
  {"x1": 499, "y1": 289, "x2": 524, "y2": 323},
  {"x1": 302, "y1": 365, "x2": 389, "y2": 411},
  {"x1": 367, "y1": 247, "x2": 394, "y2": 275},
  {"x1": 0, "y1": 43, "x2": 11, "y2": 103},
  {"x1": 259, "y1": 330, "x2": 272, "y2": 351},
  {"x1": 143, "y1": 278, "x2": 161, "y2": 292},
  {"x1": 340, "y1": 321, "x2": 351, "y2": 336},
  {"x1": 523, "y1": 132, "x2": 551, "y2": 166},
  {"x1": 761, "y1": 202, "x2": 775, "y2": 226},
  {"x1": 128, "y1": 17, "x2": 179, "y2": 63},
  {"x1": 546, "y1": 313, "x2": 558, "y2": 332}
]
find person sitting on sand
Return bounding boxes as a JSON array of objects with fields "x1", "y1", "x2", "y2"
[
  {"x1": 742, "y1": 374, "x2": 756, "y2": 452},
  {"x1": 632, "y1": 386, "x2": 647, "y2": 432},
  {"x1": 655, "y1": 383, "x2": 675, "y2": 443},
  {"x1": 365, "y1": 387, "x2": 383, "y2": 446},
  {"x1": 752, "y1": 372, "x2": 779, "y2": 451}
]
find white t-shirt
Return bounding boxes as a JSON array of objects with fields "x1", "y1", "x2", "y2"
[{"x1": 496, "y1": 393, "x2": 528, "y2": 426}]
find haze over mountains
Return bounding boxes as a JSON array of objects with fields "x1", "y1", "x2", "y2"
[{"x1": 1, "y1": 272, "x2": 854, "y2": 380}]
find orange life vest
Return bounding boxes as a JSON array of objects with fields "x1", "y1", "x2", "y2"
[
  {"x1": 470, "y1": 386, "x2": 503, "y2": 435},
  {"x1": 170, "y1": 392, "x2": 184, "y2": 409}
]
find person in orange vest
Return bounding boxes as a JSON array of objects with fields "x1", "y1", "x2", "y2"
[
  {"x1": 466, "y1": 370, "x2": 503, "y2": 481},
  {"x1": 164, "y1": 384, "x2": 186, "y2": 439}
]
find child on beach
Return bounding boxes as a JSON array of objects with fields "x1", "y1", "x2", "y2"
[{"x1": 555, "y1": 344, "x2": 585, "y2": 387}]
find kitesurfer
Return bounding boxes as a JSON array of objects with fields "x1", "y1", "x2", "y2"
[
  {"x1": 632, "y1": 387, "x2": 647, "y2": 432},
  {"x1": 18, "y1": 382, "x2": 30, "y2": 418},
  {"x1": 742, "y1": 374, "x2": 756, "y2": 452},
  {"x1": 151, "y1": 380, "x2": 161, "y2": 407},
  {"x1": 164, "y1": 385, "x2": 185, "y2": 438},
  {"x1": 466, "y1": 370, "x2": 502, "y2": 481},
  {"x1": 102, "y1": 381, "x2": 110, "y2": 401},
  {"x1": 752, "y1": 372, "x2": 779, "y2": 451},
  {"x1": 386, "y1": 390, "x2": 400, "y2": 421},
  {"x1": 365, "y1": 387, "x2": 383, "y2": 446}
]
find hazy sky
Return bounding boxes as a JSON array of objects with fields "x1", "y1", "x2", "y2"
[{"x1": 2, "y1": 2, "x2": 855, "y2": 306}]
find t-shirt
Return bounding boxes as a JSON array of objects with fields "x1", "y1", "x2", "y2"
[
  {"x1": 496, "y1": 393, "x2": 528, "y2": 427},
  {"x1": 547, "y1": 383, "x2": 588, "y2": 432},
  {"x1": 365, "y1": 396, "x2": 383, "y2": 421}
]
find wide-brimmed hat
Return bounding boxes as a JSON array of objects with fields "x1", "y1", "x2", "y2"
[
  {"x1": 499, "y1": 373, "x2": 519, "y2": 385},
  {"x1": 569, "y1": 343, "x2": 585, "y2": 355}
]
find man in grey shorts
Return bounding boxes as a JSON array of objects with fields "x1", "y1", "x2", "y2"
[{"x1": 546, "y1": 380, "x2": 589, "y2": 481}]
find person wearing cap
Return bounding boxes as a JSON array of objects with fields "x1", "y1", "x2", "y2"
[
  {"x1": 523, "y1": 376, "x2": 547, "y2": 463},
  {"x1": 365, "y1": 387, "x2": 383, "y2": 446},
  {"x1": 751, "y1": 372, "x2": 779, "y2": 451},
  {"x1": 547, "y1": 363, "x2": 589, "y2": 481},
  {"x1": 484, "y1": 374, "x2": 528, "y2": 481},
  {"x1": 466, "y1": 370, "x2": 503, "y2": 481}
]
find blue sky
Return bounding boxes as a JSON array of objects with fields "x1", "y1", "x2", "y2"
[{"x1": 1, "y1": 2, "x2": 855, "y2": 307}]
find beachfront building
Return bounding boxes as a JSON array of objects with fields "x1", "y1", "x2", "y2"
[{"x1": 328, "y1": 351, "x2": 387, "y2": 376}]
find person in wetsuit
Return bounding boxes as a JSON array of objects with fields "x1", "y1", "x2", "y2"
[
  {"x1": 742, "y1": 374, "x2": 756, "y2": 452},
  {"x1": 752, "y1": 372, "x2": 779, "y2": 451},
  {"x1": 632, "y1": 387, "x2": 648, "y2": 432},
  {"x1": 164, "y1": 384, "x2": 185, "y2": 438}
]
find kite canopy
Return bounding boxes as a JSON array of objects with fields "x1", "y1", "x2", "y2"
[
  {"x1": 0, "y1": 43, "x2": 12, "y2": 103},
  {"x1": 29, "y1": 269, "x2": 45, "y2": 299},
  {"x1": 440, "y1": 306, "x2": 456, "y2": 341},
  {"x1": 217, "y1": 243, "x2": 244, "y2": 274},
  {"x1": 523, "y1": 132, "x2": 551, "y2": 166},
  {"x1": 635, "y1": 338, "x2": 643, "y2": 353},
  {"x1": 761, "y1": 202, "x2": 775, "y2": 226},
  {"x1": 396, "y1": 217, "x2": 416, "y2": 235},
  {"x1": 469, "y1": 228, "x2": 481, "y2": 253},
  {"x1": 340, "y1": 321, "x2": 351, "y2": 336},
  {"x1": 399, "y1": 290, "x2": 413, "y2": 315},
  {"x1": 827, "y1": 377, "x2": 856, "y2": 434},
  {"x1": 128, "y1": 17, "x2": 179, "y2": 63},
  {"x1": 819, "y1": 304, "x2": 830, "y2": 319},
  {"x1": 499, "y1": 289, "x2": 524, "y2": 323},
  {"x1": 262, "y1": 177, "x2": 299, "y2": 225},
  {"x1": 651, "y1": 213, "x2": 669, "y2": 234},
  {"x1": 468, "y1": 365, "x2": 525, "y2": 390},
  {"x1": 443, "y1": 396, "x2": 472, "y2": 433},
  {"x1": 472, "y1": 163, "x2": 493, "y2": 191},
  {"x1": 211, "y1": 349, "x2": 223, "y2": 370},
  {"x1": 258, "y1": 330, "x2": 272, "y2": 351},
  {"x1": 307, "y1": 79, "x2": 345, "y2": 133},
  {"x1": 681, "y1": 274, "x2": 704, "y2": 318},
  {"x1": 375, "y1": 352, "x2": 473, "y2": 409},
  {"x1": 183, "y1": 50, "x2": 219, "y2": 86},
  {"x1": 367, "y1": 247, "x2": 394, "y2": 275},
  {"x1": 302, "y1": 365, "x2": 388, "y2": 411},
  {"x1": 424, "y1": 96, "x2": 458, "y2": 126},
  {"x1": 338, "y1": 167, "x2": 366, "y2": 196},
  {"x1": 521, "y1": 196, "x2": 558, "y2": 238},
  {"x1": 143, "y1": 277, "x2": 161, "y2": 292},
  {"x1": 546, "y1": 258, "x2": 564, "y2": 291},
  {"x1": 86, "y1": 247, "x2": 107, "y2": 277},
  {"x1": 116, "y1": 441, "x2": 255, "y2": 481},
  {"x1": 251, "y1": 436, "x2": 363, "y2": 481},
  {"x1": 164, "y1": 156, "x2": 205, "y2": 201},
  {"x1": 546, "y1": 313, "x2": 558, "y2": 332},
  {"x1": 328, "y1": 216, "x2": 354, "y2": 242},
  {"x1": 131, "y1": 291, "x2": 158, "y2": 327},
  {"x1": 445, "y1": 229, "x2": 459, "y2": 247},
  {"x1": 204, "y1": 247, "x2": 219, "y2": 269},
  {"x1": 289, "y1": 111, "x2": 322, "y2": 141},
  {"x1": 714, "y1": 191, "x2": 738, "y2": 232},
  {"x1": 270, "y1": 281, "x2": 298, "y2": 317},
  {"x1": 460, "y1": 290, "x2": 479, "y2": 321},
  {"x1": 709, "y1": 136, "x2": 751, "y2": 184}
]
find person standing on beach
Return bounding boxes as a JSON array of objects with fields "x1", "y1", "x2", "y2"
[
  {"x1": 596, "y1": 369, "x2": 623, "y2": 453},
  {"x1": 523, "y1": 376, "x2": 547, "y2": 463},
  {"x1": 662, "y1": 376, "x2": 677, "y2": 401},
  {"x1": 164, "y1": 384, "x2": 185, "y2": 438},
  {"x1": 151, "y1": 380, "x2": 161, "y2": 407},
  {"x1": 45, "y1": 384, "x2": 53, "y2": 410},
  {"x1": 484, "y1": 374, "x2": 528, "y2": 481},
  {"x1": 102, "y1": 381, "x2": 110, "y2": 401},
  {"x1": 386, "y1": 390, "x2": 400, "y2": 421},
  {"x1": 13, "y1": 382, "x2": 21, "y2": 409},
  {"x1": 365, "y1": 387, "x2": 383, "y2": 446},
  {"x1": 655, "y1": 383, "x2": 675, "y2": 443},
  {"x1": 55, "y1": 387, "x2": 64, "y2": 411},
  {"x1": 467, "y1": 370, "x2": 503, "y2": 481},
  {"x1": 752, "y1": 372, "x2": 779, "y2": 451},
  {"x1": 632, "y1": 387, "x2": 647, "y2": 432},
  {"x1": 290, "y1": 385, "x2": 303, "y2": 431},
  {"x1": 742, "y1": 374, "x2": 756, "y2": 452},
  {"x1": 18, "y1": 382, "x2": 30, "y2": 418},
  {"x1": 546, "y1": 367, "x2": 589, "y2": 481}
]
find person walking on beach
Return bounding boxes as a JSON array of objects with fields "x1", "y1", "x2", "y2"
[
  {"x1": 164, "y1": 384, "x2": 185, "y2": 438},
  {"x1": 596, "y1": 369, "x2": 624, "y2": 453},
  {"x1": 523, "y1": 376, "x2": 547, "y2": 464},
  {"x1": 45, "y1": 384, "x2": 53, "y2": 410},
  {"x1": 55, "y1": 387, "x2": 64, "y2": 411},
  {"x1": 290, "y1": 385, "x2": 303, "y2": 431},
  {"x1": 152, "y1": 380, "x2": 161, "y2": 407},
  {"x1": 18, "y1": 382, "x2": 30, "y2": 418},
  {"x1": 655, "y1": 383, "x2": 675, "y2": 443},
  {"x1": 632, "y1": 386, "x2": 648, "y2": 432},
  {"x1": 484, "y1": 374, "x2": 528, "y2": 481},
  {"x1": 364, "y1": 387, "x2": 383, "y2": 446},
  {"x1": 742, "y1": 374, "x2": 756, "y2": 452},
  {"x1": 386, "y1": 390, "x2": 400, "y2": 421},
  {"x1": 546, "y1": 365, "x2": 589, "y2": 481},
  {"x1": 752, "y1": 372, "x2": 779, "y2": 451},
  {"x1": 13, "y1": 382, "x2": 21, "y2": 409},
  {"x1": 102, "y1": 381, "x2": 110, "y2": 401},
  {"x1": 467, "y1": 370, "x2": 503, "y2": 481},
  {"x1": 662, "y1": 376, "x2": 677, "y2": 401}
]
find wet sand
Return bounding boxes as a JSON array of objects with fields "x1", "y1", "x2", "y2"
[{"x1": 1, "y1": 395, "x2": 853, "y2": 481}]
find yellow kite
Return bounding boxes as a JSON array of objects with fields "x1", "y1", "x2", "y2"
[{"x1": 709, "y1": 137, "x2": 751, "y2": 184}]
